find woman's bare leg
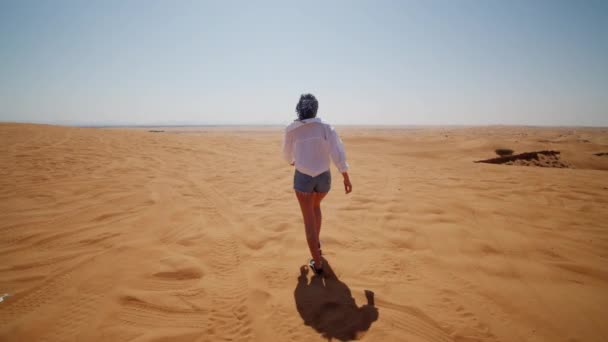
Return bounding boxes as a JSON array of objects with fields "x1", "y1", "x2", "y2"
[
  {"x1": 295, "y1": 191, "x2": 322, "y2": 267},
  {"x1": 313, "y1": 192, "x2": 328, "y2": 242}
]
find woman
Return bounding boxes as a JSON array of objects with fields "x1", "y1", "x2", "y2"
[{"x1": 283, "y1": 93, "x2": 352, "y2": 275}]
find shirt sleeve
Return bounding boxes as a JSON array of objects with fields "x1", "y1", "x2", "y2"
[
  {"x1": 282, "y1": 130, "x2": 295, "y2": 164},
  {"x1": 328, "y1": 126, "x2": 349, "y2": 173}
]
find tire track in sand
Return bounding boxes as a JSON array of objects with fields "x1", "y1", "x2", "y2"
[
  {"x1": 38, "y1": 268, "x2": 116, "y2": 342},
  {"x1": 0, "y1": 249, "x2": 109, "y2": 326},
  {"x1": 375, "y1": 297, "x2": 453, "y2": 342},
  {"x1": 112, "y1": 173, "x2": 254, "y2": 341},
  {"x1": 193, "y1": 184, "x2": 254, "y2": 342}
]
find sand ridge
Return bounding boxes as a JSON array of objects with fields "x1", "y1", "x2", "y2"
[{"x1": 1, "y1": 123, "x2": 607, "y2": 341}]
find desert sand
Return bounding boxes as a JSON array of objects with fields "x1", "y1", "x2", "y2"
[{"x1": 1, "y1": 123, "x2": 607, "y2": 342}]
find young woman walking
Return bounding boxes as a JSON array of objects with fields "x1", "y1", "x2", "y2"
[{"x1": 282, "y1": 94, "x2": 352, "y2": 275}]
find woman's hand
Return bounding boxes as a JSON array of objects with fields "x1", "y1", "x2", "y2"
[{"x1": 342, "y1": 172, "x2": 352, "y2": 194}]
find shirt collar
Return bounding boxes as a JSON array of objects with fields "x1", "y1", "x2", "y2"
[{"x1": 286, "y1": 117, "x2": 323, "y2": 132}]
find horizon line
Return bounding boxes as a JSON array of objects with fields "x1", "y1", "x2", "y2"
[{"x1": 1, "y1": 121, "x2": 607, "y2": 129}]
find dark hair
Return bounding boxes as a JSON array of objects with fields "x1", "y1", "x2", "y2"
[{"x1": 295, "y1": 93, "x2": 319, "y2": 120}]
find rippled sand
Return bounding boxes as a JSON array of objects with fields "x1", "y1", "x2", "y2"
[{"x1": 1, "y1": 123, "x2": 607, "y2": 341}]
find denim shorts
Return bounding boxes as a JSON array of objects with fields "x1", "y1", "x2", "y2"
[{"x1": 294, "y1": 169, "x2": 331, "y2": 193}]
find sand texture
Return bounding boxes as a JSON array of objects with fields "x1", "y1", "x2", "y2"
[{"x1": 1, "y1": 123, "x2": 608, "y2": 342}]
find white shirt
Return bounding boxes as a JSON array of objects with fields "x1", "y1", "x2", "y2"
[{"x1": 282, "y1": 117, "x2": 349, "y2": 177}]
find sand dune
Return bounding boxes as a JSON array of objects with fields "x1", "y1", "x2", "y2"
[{"x1": 1, "y1": 123, "x2": 607, "y2": 341}]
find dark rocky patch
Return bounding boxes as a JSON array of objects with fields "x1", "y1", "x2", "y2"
[{"x1": 476, "y1": 150, "x2": 569, "y2": 168}]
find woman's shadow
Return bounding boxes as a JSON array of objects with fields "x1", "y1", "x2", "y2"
[{"x1": 294, "y1": 258, "x2": 379, "y2": 341}]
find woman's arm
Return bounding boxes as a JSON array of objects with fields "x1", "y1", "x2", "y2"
[
  {"x1": 328, "y1": 126, "x2": 352, "y2": 194},
  {"x1": 328, "y1": 126, "x2": 349, "y2": 173},
  {"x1": 282, "y1": 130, "x2": 295, "y2": 165}
]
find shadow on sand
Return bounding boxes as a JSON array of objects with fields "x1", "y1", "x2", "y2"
[{"x1": 294, "y1": 258, "x2": 379, "y2": 341}]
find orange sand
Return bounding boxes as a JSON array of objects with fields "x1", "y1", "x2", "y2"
[{"x1": 1, "y1": 123, "x2": 607, "y2": 341}]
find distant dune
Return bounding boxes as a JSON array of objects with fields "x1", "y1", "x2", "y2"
[{"x1": 1, "y1": 123, "x2": 607, "y2": 341}]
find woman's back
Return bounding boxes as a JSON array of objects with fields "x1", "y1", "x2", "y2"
[{"x1": 283, "y1": 118, "x2": 348, "y2": 177}]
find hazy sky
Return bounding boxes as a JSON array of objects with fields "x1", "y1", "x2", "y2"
[{"x1": 1, "y1": 0, "x2": 607, "y2": 126}]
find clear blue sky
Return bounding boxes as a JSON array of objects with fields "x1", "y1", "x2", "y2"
[{"x1": 1, "y1": 0, "x2": 607, "y2": 126}]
